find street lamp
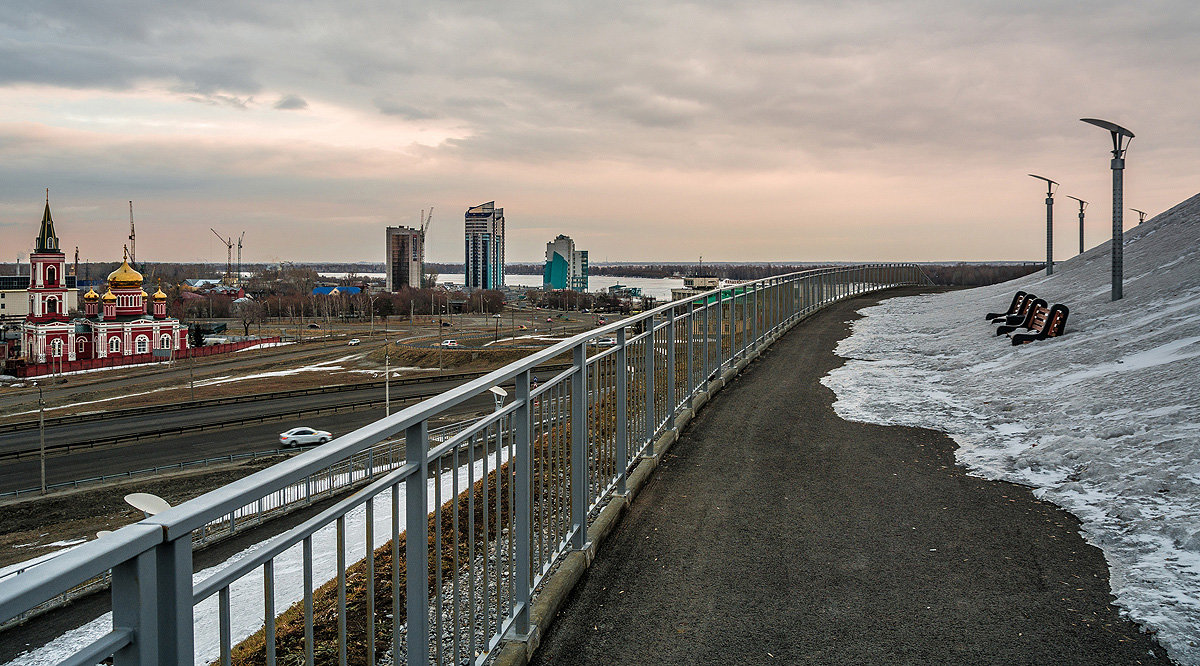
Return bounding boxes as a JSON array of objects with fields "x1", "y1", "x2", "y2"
[
  {"x1": 1029, "y1": 174, "x2": 1059, "y2": 275},
  {"x1": 1066, "y1": 196, "x2": 1088, "y2": 255},
  {"x1": 1131, "y1": 208, "x2": 1147, "y2": 226},
  {"x1": 1081, "y1": 118, "x2": 1135, "y2": 301},
  {"x1": 489, "y1": 386, "x2": 507, "y2": 412},
  {"x1": 32, "y1": 381, "x2": 46, "y2": 494},
  {"x1": 384, "y1": 347, "x2": 391, "y2": 416}
]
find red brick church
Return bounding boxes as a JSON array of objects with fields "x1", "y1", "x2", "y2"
[{"x1": 20, "y1": 197, "x2": 189, "y2": 364}]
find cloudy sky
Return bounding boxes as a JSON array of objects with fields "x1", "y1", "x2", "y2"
[{"x1": 1, "y1": 1, "x2": 1197, "y2": 266}]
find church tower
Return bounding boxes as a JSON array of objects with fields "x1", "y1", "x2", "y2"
[{"x1": 28, "y1": 192, "x2": 69, "y2": 324}]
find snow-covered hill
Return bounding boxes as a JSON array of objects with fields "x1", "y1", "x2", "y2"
[{"x1": 824, "y1": 193, "x2": 1200, "y2": 663}]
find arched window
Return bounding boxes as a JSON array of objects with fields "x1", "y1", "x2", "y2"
[
  {"x1": 46, "y1": 265, "x2": 56, "y2": 285},
  {"x1": 135, "y1": 335, "x2": 149, "y2": 354},
  {"x1": 46, "y1": 297, "x2": 59, "y2": 315},
  {"x1": 77, "y1": 338, "x2": 87, "y2": 352},
  {"x1": 109, "y1": 337, "x2": 121, "y2": 353},
  {"x1": 159, "y1": 334, "x2": 172, "y2": 349},
  {"x1": 50, "y1": 338, "x2": 63, "y2": 357}
]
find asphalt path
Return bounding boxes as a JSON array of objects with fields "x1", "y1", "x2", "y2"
[{"x1": 532, "y1": 289, "x2": 1171, "y2": 665}]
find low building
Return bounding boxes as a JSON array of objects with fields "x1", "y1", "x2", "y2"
[
  {"x1": 670, "y1": 275, "x2": 720, "y2": 301},
  {"x1": 0, "y1": 274, "x2": 78, "y2": 324}
]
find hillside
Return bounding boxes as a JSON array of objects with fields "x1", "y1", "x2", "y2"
[{"x1": 824, "y1": 192, "x2": 1200, "y2": 663}]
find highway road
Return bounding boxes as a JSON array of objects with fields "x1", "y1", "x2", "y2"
[{"x1": 0, "y1": 387, "x2": 502, "y2": 494}]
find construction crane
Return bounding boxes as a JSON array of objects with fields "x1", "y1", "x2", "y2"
[
  {"x1": 210, "y1": 228, "x2": 234, "y2": 285},
  {"x1": 237, "y1": 231, "x2": 246, "y2": 285},
  {"x1": 128, "y1": 201, "x2": 136, "y2": 268},
  {"x1": 419, "y1": 207, "x2": 434, "y2": 288}
]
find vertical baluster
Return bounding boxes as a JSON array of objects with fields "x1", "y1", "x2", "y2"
[
  {"x1": 263, "y1": 559, "x2": 277, "y2": 666},
  {"x1": 433, "y1": 455, "x2": 444, "y2": 665},
  {"x1": 644, "y1": 314, "x2": 655, "y2": 452},
  {"x1": 219, "y1": 586, "x2": 232, "y2": 666},
  {"x1": 616, "y1": 326, "x2": 628, "y2": 495},
  {"x1": 468, "y1": 435, "x2": 477, "y2": 662},
  {"x1": 482, "y1": 426, "x2": 491, "y2": 642},
  {"x1": 513, "y1": 370, "x2": 533, "y2": 636},
  {"x1": 365, "y1": 497, "x2": 375, "y2": 666},
  {"x1": 571, "y1": 343, "x2": 587, "y2": 549},
  {"x1": 666, "y1": 308, "x2": 675, "y2": 419},
  {"x1": 406, "y1": 420, "x2": 430, "y2": 665},
  {"x1": 337, "y1": 515, "x2": 347, "y2": 666},
  {"x1": 304, "y1": 536, "x2": 314, "y2": 666},
  {"x1": 452, "y1": 447, "x2": 461, "y2": 665}
]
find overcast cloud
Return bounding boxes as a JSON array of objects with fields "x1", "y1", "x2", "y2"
[{"x1": 1, "y1": 1, "x2": 1197, "y2": 264}]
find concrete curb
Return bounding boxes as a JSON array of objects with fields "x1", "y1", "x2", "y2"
[{"x1": 492, "y1": 316, "x2": 807, "y2": 666}]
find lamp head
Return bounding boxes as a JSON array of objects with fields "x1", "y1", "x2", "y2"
[
  {"x1": 1080, "y1": 118, "x2": 1134, "y2": 157},
  {"x1": 1028, "y1": 174, "x2": 1058, "y2": 195},
  {"x1": 1065, "y1": 195, "x2": 1088, "y2": 210}
]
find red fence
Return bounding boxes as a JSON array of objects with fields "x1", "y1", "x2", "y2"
[{"x1": 5, "y1": 337, "x2": 281, "y2": 378}]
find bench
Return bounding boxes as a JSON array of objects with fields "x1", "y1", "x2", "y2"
[
  {"x1": 1011, "y1": 304, "x2": 1069, "y2": 345},
  {"x1": 985, "y1": 291, "x2": 1027, "y2": 321},
  {"x1": 994, "y1": 297, "x2": 1046, "y2": 331}
]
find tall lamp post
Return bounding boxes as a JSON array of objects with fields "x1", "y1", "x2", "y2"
[
  {"x1": 1131, "y1": 208, "x2": 1147, "y2": 226},
  {"x1": 1029, "y1": 174, "x2": 1058, "y2": 275},
  {"x1": 1066, "y1": 196, "x2": 1088, "y2": 255},
  {"x1": 1081, "y1": 118, "x2": 1135, "y2": 301},
  {"x1": 33, "y1": 381, "x2": 46, "y2": 494}
]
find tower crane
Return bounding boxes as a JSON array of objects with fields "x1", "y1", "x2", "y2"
[
  {"x1": 237, "y1": 231, "x2": 246, "y2": 285},
  {"x1": 211, "y1": 228, "x2": 234, "y2": 285},
  {"x1": 419, "y1": 207, "x2": 434, "y2": 288}
]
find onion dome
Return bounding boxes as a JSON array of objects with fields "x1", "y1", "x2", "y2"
[
  {"x1": 101, "y1": 289, "x2": 117, "y2": 302},
  {"x1": 140, "y1": 289, "x2": 148, "y2": 299},
  {"x1": 83, "y1": 287, "x2": 99, "y2": 301},
  {"x1": 107, "y1": 259, "x2": 143, "y2": 288},
  {"x1": 153, "y1": 287, "x2": 167, "y2": 300}
]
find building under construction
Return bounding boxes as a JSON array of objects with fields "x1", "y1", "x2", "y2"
[{"x1": 385, "y1": 225, "x2": 424, "y2": 291}]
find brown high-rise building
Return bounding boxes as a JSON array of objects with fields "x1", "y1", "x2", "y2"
[{"x1": 385, "y1": 226, "x2": 424, "y2": 291}]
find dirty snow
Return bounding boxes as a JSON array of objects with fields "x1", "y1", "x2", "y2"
[{"x1": 823, "y1": 192, "x2": 1200, "y2": 662}]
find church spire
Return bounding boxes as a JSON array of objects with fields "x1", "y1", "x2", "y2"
[{"x1": 36, "y1": 188, "x2": 61, "y2": 253}]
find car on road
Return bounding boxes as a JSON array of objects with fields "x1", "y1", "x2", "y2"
[
  {"x1": 307, "y1": 323, "x2": 321, "y2": 329},
  {"x1": 279, "y1": 427, "x2": 332, "y2": 447},
  {"x1": 441, "y1": 339, "x2": 460, "y2": 347},
  {"x1": 347, "y1": 338, "x2": 360, "y2": 346},
  {"x1": 493, "y1": 314, "x2": 502, "y2": 318},
  {"x1": 597, "y1": 337, "x2": 617, "y2": 347}
]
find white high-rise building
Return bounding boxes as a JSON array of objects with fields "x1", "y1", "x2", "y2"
[
  {"x1": 543, "y1": 234, "x2": 588, "y2": 292},
  {"x1": 465, "y1": 202, "x2": 504, "y2": 290}
]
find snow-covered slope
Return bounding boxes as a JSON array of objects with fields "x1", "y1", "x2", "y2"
[{"x1": 823, "y1": 193, "x2": 1200, "y2": 663}]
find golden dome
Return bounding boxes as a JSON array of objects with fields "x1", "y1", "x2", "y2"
[
  {"x1": 101, "y1": 289, "x2": 117, "y2": 302},
  {"x1": 107, "y1": 259, "x2": 143, "y2": 288},
  {"x1": 153, "y1": 287, "x2": 167, "y2": 300},
  {"x1": 139, "y1": 289, "x2": 148, "y2": 299},
  {"x1": 83, "y1": 287, "x2": 99, "y2": 301}
]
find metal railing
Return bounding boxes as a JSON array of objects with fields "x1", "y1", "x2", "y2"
[{"x1": 0, "y1": 264, "x2": 928, "y2": 665}]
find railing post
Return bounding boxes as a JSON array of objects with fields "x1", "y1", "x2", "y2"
[
  {"x1": 571, "y1": 344, "x2": 588, "y2": 550},
  {"x1": 512, "y1": 370, "x2": 534, "y2": 636},
  {"x1": 405, "y1": 420, "x2": 430, "y2": 664},
  {"x1": 154, "y1": 536, "x2": 194, "y2": 666},
  {"x1": 113, "y1": 549, "x2": 158, "y2": 665},
  {"x1": 751, "y1": 283, "x2": 758, "y2": 349},
  {"x1": 702, "y1": 296, "x2": 710, "y2": 379},
  {"x1": 616, "y1": 327, "x2": 628, "y2": 495},
  {"x1": 666, "y1": 307, "x2": 675, "y2": 416},
  {"x1": 686, "y1": 300, "x2": 694, "y2": 399},
  {"x1": 644, "y1": 314, "x2": 656, "y2": 453}
]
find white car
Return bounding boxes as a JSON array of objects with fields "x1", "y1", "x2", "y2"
[
  {"x1": 441, "y1": 339, "x2": 460, "y2": 347},
  {"x1": 279, "y1": 427, "x2": 332, "y2": 447},
  {"x1": 348, "y1": 338, "x2": 361, "y2": 346},
  {"x1": 597, "y1": 337, "x2": 617, "y2": 347}
]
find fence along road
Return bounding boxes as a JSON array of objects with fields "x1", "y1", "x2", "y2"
[{"x1": 0, "y1": 265, "x2": 928, "y2": 666}]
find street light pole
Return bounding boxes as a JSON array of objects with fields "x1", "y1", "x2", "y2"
[
  {"x1": 1067, "y1": 196, "x2": 1088, "y2": 255},
  {"x1": 1029, "y1": 174, "x2": 1058, "y2": 275},
  {"x1": 1081, "y1": 118, "x2": 1135, "y2": 301},
  {"x1": 34, "y1": 381, "x2": 46, "y2": 494},
  {"x1": 384, "y1": 348, "x2": 390, "y2": 416}
]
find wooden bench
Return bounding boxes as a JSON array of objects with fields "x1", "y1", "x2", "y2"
[
  {"x1": 985, "y1": 291, "x2": 1027, "y2": 321},
  {"x1": 1010, "y1": 304, "x2": 1069, "y2": 345},
  {"x1": 994, "y1": 297, "x2": 1045, "y2": 332}
]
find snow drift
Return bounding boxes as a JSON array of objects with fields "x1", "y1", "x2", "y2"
[{"x1": 824, "y1": 192, "x2": 1200, "y2": 663}]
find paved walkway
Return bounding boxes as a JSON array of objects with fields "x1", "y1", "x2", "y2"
[{"x1": 532, "y1": 289, "x2": 1169, "y2": 665}]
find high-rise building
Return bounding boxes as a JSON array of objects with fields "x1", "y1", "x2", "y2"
[
  {"x1": 464, "y1": 202, "x2": 504, "y2": 290},
  {"x1": 543, "y1": 234, "x2": 588, "y2": 292},
  {"x1": 385, "y1": 226, "x2": 423, "y2": 291}
]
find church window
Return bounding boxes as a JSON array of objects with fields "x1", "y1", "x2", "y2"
[
  {"x1": 136, "y1": 335, "x2": 149, "y2": 354},
  {"x1": 159, "y1": 334, "x2": 172, "y2": 349},
  {"x1": 47, "y1": 266, "x2": 56, "y2": 284},
  {"x1": 46, "y1": 297, "x2": 59, "y2": 314},
  {"x1": 109, "y1": 337, "x2": 121, "y2": 353}
]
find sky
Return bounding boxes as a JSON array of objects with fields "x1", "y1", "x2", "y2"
[{"x1": 1, "y1": 1, "x2": 1198, "y2": 266}]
